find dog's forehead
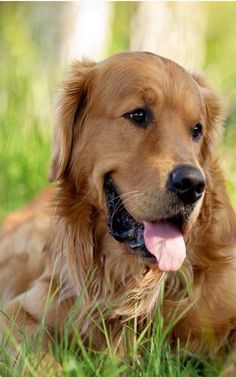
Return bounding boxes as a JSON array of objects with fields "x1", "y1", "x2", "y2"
[{"x1": 92, "y1": 52, "x2": 202, "y2": 113}]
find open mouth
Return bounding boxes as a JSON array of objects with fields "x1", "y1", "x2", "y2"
[{"x1": 104, "y1": 176, "x2": 187, "y2": 270}]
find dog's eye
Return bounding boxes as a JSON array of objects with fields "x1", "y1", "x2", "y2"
[
  {"x1": 124, "y1": 108, "x2": 148, "y2": 127},
  {"x1": 192, "y1": 123, "x2": 203, "y2": 141}
]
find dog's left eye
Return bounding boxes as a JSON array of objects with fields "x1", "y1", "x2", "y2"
[
  {"x1": 192, "y1": 123, "x2": 203, "y2": 141},
  {"x1": 123, "y1": 108, "x2": 148, "y2": 127}
]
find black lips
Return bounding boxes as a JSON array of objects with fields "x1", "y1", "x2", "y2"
[
  {"x1": 104, "y1": 176, "x2": 187, "y2": 263},
  {"x1": 104, "y1": 177, "x2": 155, "y2": 260}
]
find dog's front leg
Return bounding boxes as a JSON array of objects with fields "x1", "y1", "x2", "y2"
[{"x1": 0, "y1": 274, "x2": 68, "y2": 374}]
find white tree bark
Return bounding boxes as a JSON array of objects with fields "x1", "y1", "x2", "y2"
[
  {"x1": 61, "y1": 1, "x2": 113, "y2": 65},
  {"x1": 130, "y1": 2, "x2": 206, "y2": 71}
]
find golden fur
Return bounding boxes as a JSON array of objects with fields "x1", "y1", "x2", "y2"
[{"x1": 0, "y1": 52, "x2": 236, "y2": 356}]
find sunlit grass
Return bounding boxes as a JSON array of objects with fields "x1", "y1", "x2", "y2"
[{"x1": 0, "y1": 285, "x2": 226, "y2": 377}]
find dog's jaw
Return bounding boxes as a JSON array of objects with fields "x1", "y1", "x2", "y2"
[
  {"x1": 104, "y1": 176, "x2": 189, "y2": 269},
  {"x1": 104, "y1": 176, "x2": 156, "y2": 263}
]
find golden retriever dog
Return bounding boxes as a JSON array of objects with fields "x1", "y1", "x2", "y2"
[{"x1": 0, "y1": 51, "x2": 236, "y2": 359}]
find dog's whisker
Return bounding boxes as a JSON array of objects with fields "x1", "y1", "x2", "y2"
[
  {"x1": 110, "y1": 192, "x2": 143, "y2": 217},
  {"x1": 94, "y1": 190, "x2": 141, "y2": 215},
  {"x1": 111, "y1": 193, "x2": 144, "y2": 221}
]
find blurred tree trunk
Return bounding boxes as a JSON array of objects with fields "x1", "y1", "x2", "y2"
[
  {"x1": 61, "y1": 2, "x2": 113, "y2": 65},
  {"x1": 130, "y1": 2, "x2": 206, "y2": 70}
]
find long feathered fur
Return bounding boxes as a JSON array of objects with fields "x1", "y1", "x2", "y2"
[{"x1": 0, "y1": 52, "x2": 236, "y2": 357}]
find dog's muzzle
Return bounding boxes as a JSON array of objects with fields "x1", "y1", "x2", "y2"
[
  {"x1": 104, "y1": 177, "x2": 157, "y2": 262},
  {"x1": 104, "y1": 176, "x2": 190, "y2": 267}
]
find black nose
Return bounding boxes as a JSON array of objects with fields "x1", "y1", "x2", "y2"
[{"x1": 167, "y1": 164, "x2": 205, "y2": 204}]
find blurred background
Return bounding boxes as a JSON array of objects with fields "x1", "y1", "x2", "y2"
[{"x1": 0, "y1": 1, "x2": 236, "y2": 219}]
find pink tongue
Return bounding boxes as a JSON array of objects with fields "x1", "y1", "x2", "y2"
[{"x1": 143, "y1": 221, "x2": 186, "y2": 272}]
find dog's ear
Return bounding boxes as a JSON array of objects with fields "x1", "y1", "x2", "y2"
[
  {"x1": 49, "y1": 60, "x2": 96, "y2": 182},
  {"x1": 192, "y1": 73, "x2": 226, "y2": 162}
]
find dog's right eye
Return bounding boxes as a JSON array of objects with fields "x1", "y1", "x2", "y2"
[{"x1": 123, "y1": 108, "x2": 149, "y2": 128}]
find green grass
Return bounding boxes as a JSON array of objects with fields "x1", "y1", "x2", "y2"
[{"x1": 0, "y1": 290, "x2": 227, "y2": 377}]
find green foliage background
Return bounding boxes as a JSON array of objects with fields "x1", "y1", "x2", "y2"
[{"x1": 0, "y1": 2, "x2": 235, "y2": 220}]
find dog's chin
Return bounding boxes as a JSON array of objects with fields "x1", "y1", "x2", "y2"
[{"x1": 104, "y1": 176, "x2": 196, "y2": 266}]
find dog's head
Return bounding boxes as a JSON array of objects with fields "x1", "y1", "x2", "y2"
[{"x1": 50, "y1": 52, "x2": 224, "y2": 273}]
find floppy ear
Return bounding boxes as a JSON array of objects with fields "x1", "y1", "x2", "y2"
[
  {"x1": 192, "y1": 73, "x2": 226, "y2": 162},
  {"x1": 193, "y1": 75, "x2": 236, "y2": 247},
  {"x1": 49, "y1": 60, "x2": 96, "y2": 182}
]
